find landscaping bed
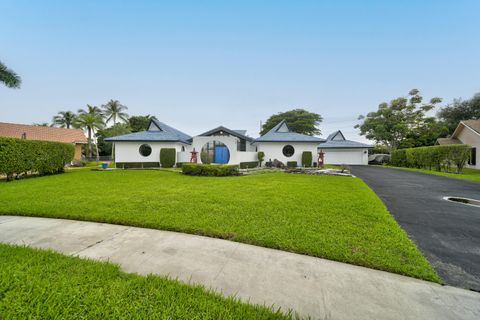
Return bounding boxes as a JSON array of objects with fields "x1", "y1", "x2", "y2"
[
  {"x1": 0, "y1": 169, "x2": 439, "y2": 281},
  {"x1": 0, "y1": 244, "x2": 291, "y2": 319}
]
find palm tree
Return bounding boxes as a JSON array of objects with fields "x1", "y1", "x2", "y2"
[
  {"x1": 102, "y1": 100, "x2": 128, "y2": 125},
  {"x1": 52, "y1": 111, "x2": 76, "y2": 129},
  {"x1": 0, "y1": 61, "x2": 21, "y2": 88},
  {"x1": 75, "y1": 105, "x2": 104, "y2": 158}
]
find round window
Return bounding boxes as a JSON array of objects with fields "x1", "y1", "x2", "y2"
[
  {"x1": 139, "y1": 144, "x2": 152, "y2": 157},
  {"x1": 201, "y1": 140, "x2": 230, "y2": 164},
  {"x1": 282, "y1": 145, "x2": 295, "y2": 157}
]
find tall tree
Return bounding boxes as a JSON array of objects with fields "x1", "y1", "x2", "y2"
[
  {"x1": 75, "y1": 105, "x2": 104, "y2": 158},
  {"x1": 128, "y1": 114, "x2": 157, "y2": 132},
  {"x1": 0, "y1": 61, "x2": 21, "y2": 88},
  {"x1": 102, "y1": 99, "x2": 129, "y2": 125},
  {"x1": 260, "y1": 109, "x2": 322, "y2": 136},
  {"x1": 52, "y1": 111, "x2": 77, "y2": 129},
  {"x1": 96, "y1": 123, "x2": 132, "y2": 156},
  {"x1": 437, "y1": 93, "x2": 480, "y2": 132},
  {"x1": 355, "y1": 89, "x2": 442, "y2": 151}
]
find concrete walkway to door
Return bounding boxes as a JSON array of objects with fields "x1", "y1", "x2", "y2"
[{"x1": 0, "y1": 215, "x2": 479, "y2": 320}]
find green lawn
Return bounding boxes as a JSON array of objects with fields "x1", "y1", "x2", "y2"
[
  {"x1": 0, "y1": 244, "x2": 292, "y2": 319},
  {"x1": 0, "y1": 169, "x2": 439, "y2": 282},
  {"x1": 385, "y1": 166, "x2": 480, "y2": 183}
]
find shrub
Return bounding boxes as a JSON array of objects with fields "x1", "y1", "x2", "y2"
[
  {"x1": 0, "y1": 137, "x2": 74, "y2": 181},
  {"x1": 175, "y1": 162, "x2": 187, "y2": 168},
  {"x1": 240, "y1": 161, "x2": 258, "y2": 169},
  {"x1": 390, "y1": 149, "x2": 407, "y2": 167},
  {"x1": 257, "y1": 151, "x2": 265, "y2": 167},
  {"x1": 182, "y1": 163, "x2": 239, "y2": 176},
  {"x1": 287, "y1": 161, "x2": 297, "y2": 168},
  {"x1": 160, "y1": 148, "x2": 176, "y2": 168},
  {"x1": 390, "y1": 144, "x2": 471, "y2": 173},
  {"x1": 301, "y1": 151, "x2": 312, "y2": 167}
]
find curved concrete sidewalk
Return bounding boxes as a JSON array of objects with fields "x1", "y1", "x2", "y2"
[{"x1": 0, "y1": 216, "x2": 479, "y2": 320}]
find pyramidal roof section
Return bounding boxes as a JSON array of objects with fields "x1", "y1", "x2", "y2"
[
  {"x1": 105, "y1": 119, "x2": 192, "y2": 144},
  {"x1": 255, "y1": 119, "x2": 324, "y2": 143}
]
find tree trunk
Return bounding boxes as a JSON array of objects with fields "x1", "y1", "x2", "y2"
[
  {"x1": 92, "y1": 128, "x2": 100, "y2": 164},
  {"x1": 88, "y1": 128, "x2": 92, "y2": 158}
]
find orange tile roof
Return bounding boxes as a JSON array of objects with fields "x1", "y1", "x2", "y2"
[{"x1": 0, "y1": 122, "x2": 87, "y2": 144}]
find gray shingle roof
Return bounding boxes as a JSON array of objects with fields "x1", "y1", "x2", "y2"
[
  {"x1": 105, "y1": 119, "x2": 192, "y2": 144},
  {"x1": 318, "y1": 130, "x2": 372, "y2": 149},
  {"x1": 198, "y1": 126, "x2": 253, "y2": 142},
  {"x1": 254, "y1": 120, "x2": 324, "y2": 143},
  {"x1": 436, "y1": 137, "x2": 462, "y2": 145}
]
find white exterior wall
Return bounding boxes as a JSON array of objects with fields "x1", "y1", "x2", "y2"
[
  {"x1": 322, "y1": 148, "x2": 369, "y2": 165},
  {"x1": 457, "y1": 126, "x2": 480, "y2": 169},
  {"x1": 114, "y1": 141, "x2": 187, "y2": 163},
  {"x1": 256, "y1": 142, "x2": 318, "y2": 166},
  {"x1": 187, "y1": 136, "x2": 257, "y2": 164}
]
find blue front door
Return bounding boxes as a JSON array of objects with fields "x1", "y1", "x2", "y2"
[{"x1": 214, "y1": 146, "x2": 229, "y2": 164}]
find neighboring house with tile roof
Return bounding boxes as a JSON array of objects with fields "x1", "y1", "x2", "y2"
[
  {"x1": 317, "y1": 130, "x2": 372, "y2": 165},
  {"x1": 0, "y1": 122, "x2": 87, "y2": 161},
  {"x1": 106, "y1": 118, "x2": 370, "y2": 167},
  {"x1": 436, "y1": 120, "x2": 479, "y2": 169}
]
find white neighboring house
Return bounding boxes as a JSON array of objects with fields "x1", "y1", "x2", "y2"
[
  {"x1": 317, "y1": 130, "x2": 371, "y2": 165},
  {"x1": 436, "y1": 120, "x2": 479, "y2": 169},
  {"x1": 106, "y1": 118, "x2": 371, "y2": 167}
]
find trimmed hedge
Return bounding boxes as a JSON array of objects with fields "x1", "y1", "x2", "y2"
[
  {"x1": 240, "y1": 161, "x2": 258, "y2": 169},
  {"x1": 390, "y1": 144, "x2": 471, "y2": 173},
  {"x1": 160, "y1": 148, "x2": 176, "y2": 168},
  {"x1": 257, "y1": 151, "x2": 265, "y2": 167},
  {"x1": 175, "y1": 162, "x2": 187, "y2": 168},
  {"x1": 116, "y1": 162, "x2": 160, "y2": 169},
  {"x1": 302, "y1": 151, "x2": 312, "y2": 167},
  {"x1": 287, "y1": 161, "x2": 297, "y2": 168},
  {"x1": 182, "y1": 163, "x2": 239, "y2": 176},
  {"x1": 0, "y1": 137, "x2": 74, "y2": 180}
]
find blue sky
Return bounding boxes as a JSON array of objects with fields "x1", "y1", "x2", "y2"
[{"x1": 1, "y1": 0, "x2": 479, "y2": 141}]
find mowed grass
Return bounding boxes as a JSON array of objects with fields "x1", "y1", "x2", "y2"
[
  {"x1": 0, "y1": 244, "x2": 292, "y2": 319},
  {"x1": 0, "y1": 169, "x2": 439, "y2": 282},
  {"x1": 385, "y1": 166, "x2": 480, "y2": 183}
]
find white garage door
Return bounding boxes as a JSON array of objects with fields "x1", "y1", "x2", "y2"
[{"x1": 324, "y1": 149, "x2": 366, "y2": 165}]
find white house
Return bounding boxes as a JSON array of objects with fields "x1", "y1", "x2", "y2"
[
  {"x1": 106, "y1": 119, "x2": 371, "y2": 168},
  {"x1": 317, "y1": 130, "x2": 371, "y2": 165},
  {"x1": 436, "y1": 120, "x2": 479, "y2": 169}
]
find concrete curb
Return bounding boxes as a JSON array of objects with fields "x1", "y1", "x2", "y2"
[{"x1": 0, "y1": 215, "x2": 479, "y2": 320}]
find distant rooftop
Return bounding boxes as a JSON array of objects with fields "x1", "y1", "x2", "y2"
[{"x1": 0, "y1": 122, "x2": 87, "y2": 144}]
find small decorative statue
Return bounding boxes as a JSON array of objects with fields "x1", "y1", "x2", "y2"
[
  {"x1": 190, "y1": 148, "x2": 198, "y2": 163},
  {"x1": 318, "y1": 149, "x2": 325, "y2": 167}
]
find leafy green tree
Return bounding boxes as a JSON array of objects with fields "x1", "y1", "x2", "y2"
[
  {"x1": 97, "y1": 123, "x2": 132, "y2": 156},
  {"x1": 75, "y1": 105, "x2": 104, "y2": 158},
  {"x1": 128, "y1": 114, "x2": 157, "y2": 132},
  {"x1": 437, "y1": 93, "x2": 480, "y2": 132},
  {"x1": 399, "y1": 117, "x2": 449, "y2": 148},
  {"x1": 260, "y1": 109, "x2": 322, "y2": 136},
  {"x1": 102, "y1": 100, "x2": 129, "y2": 125},
  {"x1": 0, "y1": 61, "x2": 21, "y2": 88},
  {"x1": 355, "y1": 89, "x2": 442, "y2": 151},
  {"x1": 52, "y1": 111, "x2": 77, "y2": 129}
]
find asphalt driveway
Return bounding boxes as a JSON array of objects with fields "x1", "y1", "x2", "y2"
[{"x1": 351, "y1": 166, "x2": 480, "y2": 291}]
